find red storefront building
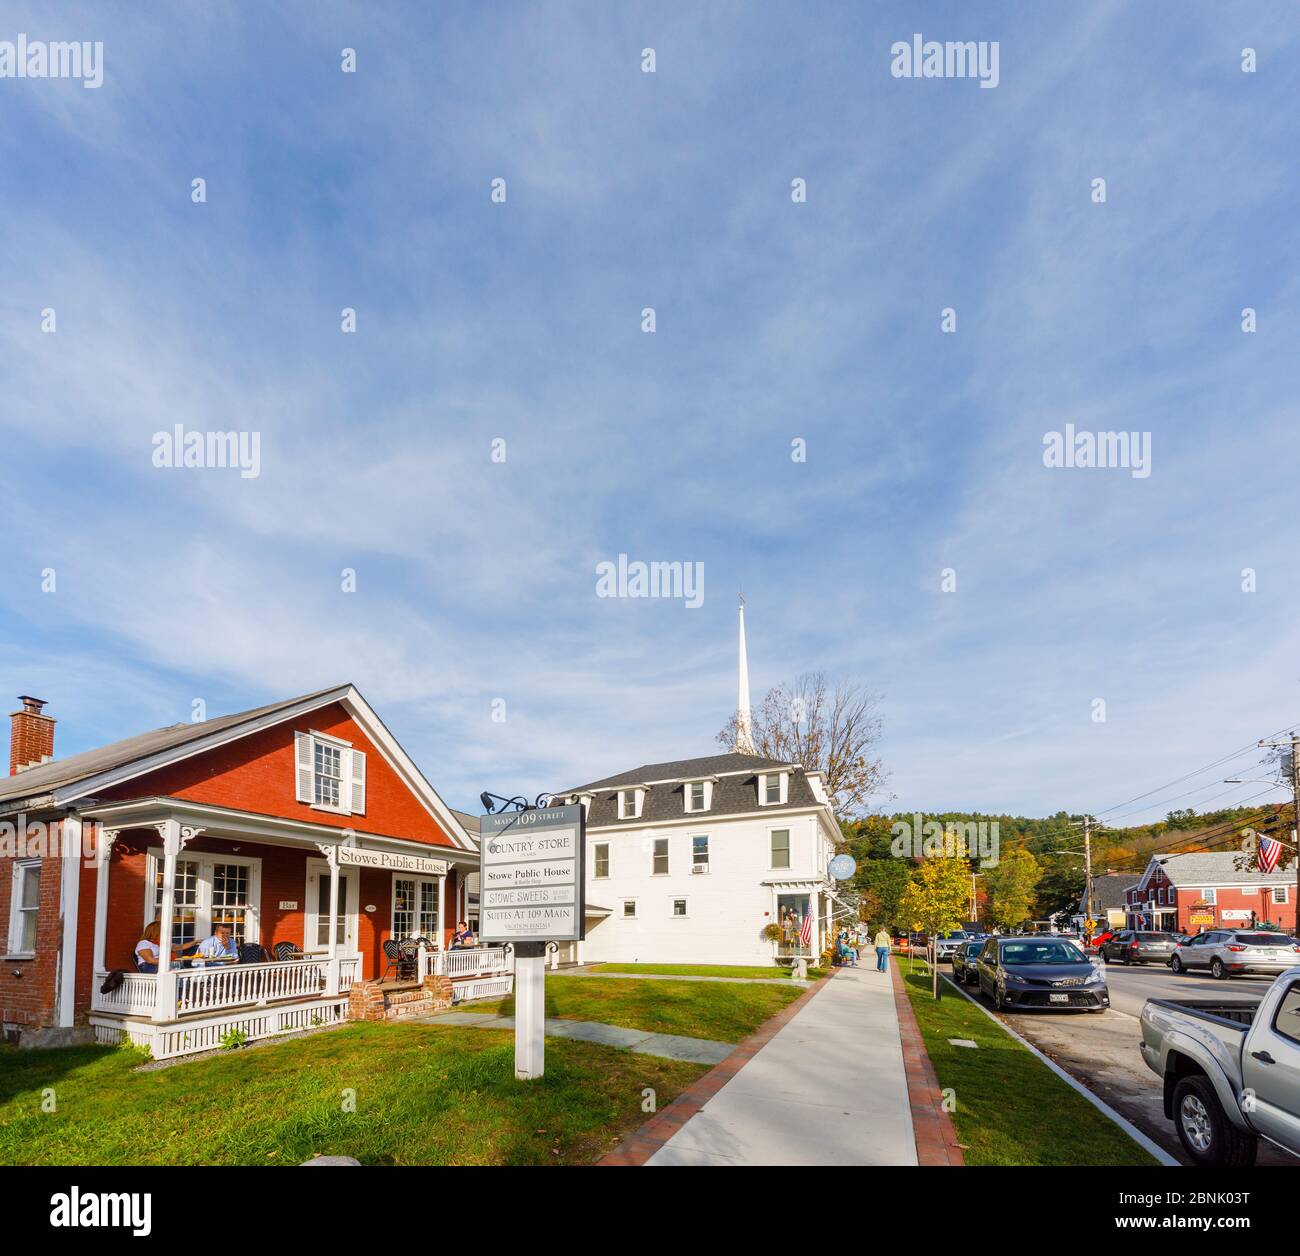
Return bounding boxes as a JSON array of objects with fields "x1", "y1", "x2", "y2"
[
  {"x1": 1125, "y1": 851, "x2": 1296, "y2": 934},
  {"x1": 0, "y1": 686, "x2": 501, "y2": 1058}
]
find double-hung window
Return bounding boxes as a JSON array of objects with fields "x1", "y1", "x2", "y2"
[
  {"x1": 1273, "y1": 885, "x2": 1289, "y2": 905},
  {"x1": 594, "y1": 843, "x2": 610, "y2": 879},
  {"x1": 6, "y1": 860, "x2": 41, "y2": 955},
  {"x1": 295, "y1": 730, "x2": 366, "y2": 815},
  {"x1": 770, "y1": 829, "x2": 791, "y2": 870},
  {"x1": 692, "y1": 835, "x2": 710, "y2": 872},
  {"x1": 652, "y1": 838, "x2": 669, "y2": 876}
]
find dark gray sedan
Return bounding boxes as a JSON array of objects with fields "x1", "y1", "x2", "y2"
[
  {"x1": 976, "y1": 937, "x2": 1109, "y2": 1011},
  {"x1": 950, "y1": 939, "x2": 985, "y2": 984},
  {"x1": 1100, "y1": 930, "x2": 1179, "y2": 965}
]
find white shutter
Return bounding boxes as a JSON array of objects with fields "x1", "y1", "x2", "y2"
[
  {"x1": 295, "y1": 732, "x2": 314, "y2": 803},
  {"x1": 349, "y1": 748, "x2": 366, "y2": 815}
]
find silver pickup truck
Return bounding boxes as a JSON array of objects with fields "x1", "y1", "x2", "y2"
[{"x1": 1140, "y1": 965, "x2": 1300, "y2": 1165}]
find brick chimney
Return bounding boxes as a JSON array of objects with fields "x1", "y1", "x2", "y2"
[{"x1": 10, "y1": 696, "x2": 55, "y2": 775}]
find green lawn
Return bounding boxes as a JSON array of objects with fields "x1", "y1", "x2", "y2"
[
  {"x1": 902, "y1": 971, "x2": 1157, "y2": 1166},
  {"x1": 0, "y1": 1022, "x2": 705, "y2": 1166},
  {"x1": 460, "y1": 975, "x2": 803, "y2": 1042},
  {"x1": 589, "y1": 963, "x2": 794, "y2": 980}
]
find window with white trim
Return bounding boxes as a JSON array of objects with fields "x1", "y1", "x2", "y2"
[
  {"x1": 6, "y1": 860, "x2": 41, "y2": 955},
  {"x1": 618, "y1": 788, "x2": 643, "y2": 820},
  {"x1": 1273, "y1": 885, "x2": 1289, "y2": 905},
  {"x1": 147, "y1": 852, "x2": 261, "y2": 949},
  {"x1": 594, "y1": 843, "x2": 610, "y2": 879},
  {"x1": 652, "y1": 837, "x2": 669, "y2": 876},
  {"x1": 684, "y1": 780, "x2": 712, "y2": 813},
  {"x1": 770, "y1": 828, "x2": 791, "y2": 870},
  {"x1": 393, "y1": 874, "x2": 441, "y2": 941},
  {"x1": 1202, "y1": 888, "x2": 1217, "y2": 905},
  {"x1": 759, "y1": 773, "x2": 787, "y2": 806},
  {"x1": 692, "y1": 834, "x2": 710, "y2": 872},
  {"x1": 672, "y1": 898, "x2": 688, "y2": 918},
  {"x1": 622, "y1": 899, "x2": 637, "y2": 918},
  {"x1": 295, "y1": 730, "x2": 366, "y2": 815}
]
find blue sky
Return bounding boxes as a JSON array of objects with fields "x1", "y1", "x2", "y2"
[{"x1": 2, "y1": 1, "x2": 1298, "y2": 823}]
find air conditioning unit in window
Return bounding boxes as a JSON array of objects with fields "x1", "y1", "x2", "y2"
[{"x1": 691, "y1": 864, "x2": 706, "y2": 874}]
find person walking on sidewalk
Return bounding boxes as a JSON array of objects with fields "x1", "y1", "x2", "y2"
[{"x1": 874, "y1": 926, "x2": 892, "y2": 972}]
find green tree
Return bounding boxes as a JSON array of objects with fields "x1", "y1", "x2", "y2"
[
  {"x1": 854, "y1": 856, "x2": 911, "y2": 928},
  {"x1": 898, "y1": 856, "x2": 971, "y2": 998},
  {"x1": 983, "y1": 848, "x2": 1043, "y2": 930}
]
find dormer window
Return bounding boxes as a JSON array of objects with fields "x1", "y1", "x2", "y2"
[
  {"x1": 295, "y1": 730, "x2": 366, "y2": 816},
  {"x1": 759, "y1": 772, "x2": 787, "y2": 806},
  {"x1": 684, "y1": 779, "x2": 713, "y2": 814},
  {"x1": 618, "y1": 788, "x2": 644, "y2": 820}
]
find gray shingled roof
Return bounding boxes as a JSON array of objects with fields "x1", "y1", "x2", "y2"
[
  {"x1": 566, "y1": 752, "x2": 790, "y2": 792},
  {"x1": 1152, "y1": 850, "x2": 1293, "y2": 886},
  {"x1": 1076, "y1": 873, "x2": 1140, "y2": 915},
  {"x1": 560, "y1": 752, "x2": 825, "y2": 827},
  {"x1": 450, "y1": 809, "x2": 481, "y2": 836},
  {"x1": 0, "y1": 685, "x2": 347, "y2": 807}
]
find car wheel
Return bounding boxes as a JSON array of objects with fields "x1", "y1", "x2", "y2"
[
  {"x1": 1211, "y1": 958, "x2": 1227, "y2": 980},
  {"x1": 1171, "y1": 1075, "x2": 1257, "y2": 1167},
  {"x1": 992, "y1": 985, "x2": 1005, "y2": 1011},
  {"x1": 1170, "y1": 955, "x2": 1182, "y2": 973}
]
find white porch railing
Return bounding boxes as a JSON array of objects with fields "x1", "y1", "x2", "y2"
[
  {"x1": 93, "y1": 957, "x2": 359, "y2": 1020},
  {"x1": 432, "y1": 947, "x2": 510, "y2": 980},
  {"x1": 177, "y1": 959, "x2": 330, "y2": 1013},
  {"x1": 92, "y1": 971, "x2": 159, "y2": 1016}
]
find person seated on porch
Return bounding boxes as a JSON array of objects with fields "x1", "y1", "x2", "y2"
[
  {"x1": 450, "y1": 920, "x2": 475, "y2": 949},
  {"x1": 134, "y1": 919, "x2": 199, "y2": 973},
  {"x1": 192, "y1": 922, "x2": 240, "y2": 967}
]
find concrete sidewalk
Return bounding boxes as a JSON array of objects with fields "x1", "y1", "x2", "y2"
[
  {"x1": 640, "y1": 965, "x2": 917, "y2": 1166},
  {"x1": 414, "y1": 1010, "x2": 733, "y2": 1064}
]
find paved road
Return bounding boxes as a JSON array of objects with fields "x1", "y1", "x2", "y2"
[{"x1": 952, "y1": 962, "x2": 1292, "y2": 1166}]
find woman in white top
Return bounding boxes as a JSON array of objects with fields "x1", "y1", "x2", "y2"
[{"x1": 134, "y1": 920, "x2": 164, "y2": 973}]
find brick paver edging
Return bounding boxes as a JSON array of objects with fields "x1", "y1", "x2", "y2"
[
  {"x1": 889, "y1": 957, "x2": 966, "y2": 1166},
  {"x1": 597, "y1": 969, "x2": 838, "y2": 1166}
]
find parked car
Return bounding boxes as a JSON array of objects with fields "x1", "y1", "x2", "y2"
[
  {"x1": 1169, "y1": 930, "x2": 1300, "y2": 979},
  {"x1": 1088, "y1": 928, "x2": 1116, "y2": 951},
  {"x1": 950, "y1": 939, "x2": 985, "y2": 984},
  {"x1": 934, "y1": 930, "x2": 972, "y2": 960},
  {"x1": 1100, "y1": 930, "x2": 1179, "y2": 965},
  {"x1": 976, "y1": 936, "x2": 1109, "y2": 1012},
  {"x1": 1140, "y1": 966, "x2": 1300, "y2": 1165}
]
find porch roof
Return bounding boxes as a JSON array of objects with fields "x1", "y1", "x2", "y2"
[{"x1": 83, "y1": 795, "x2": 479, "y2": 868}]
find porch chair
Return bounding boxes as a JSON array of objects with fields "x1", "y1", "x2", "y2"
[
  {"x1": 239, "y1": 943, "x2": 270, "y2": 965},
  {"x1": 381, "y1": 939, "x2": 402, "y2": 981},
  {"x1": 273, "y1": 941, "x2": 304, "y2": 961},
  {"x1": 398, "y1": 939, "x2": 421, "y2": 980}
]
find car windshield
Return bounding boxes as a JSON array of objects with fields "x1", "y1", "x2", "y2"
[
  {"x1": 1234, "y1": 934, "x2": 1297, "y2": 947},
  {"x1": 1000, "y1": 941, "x2": 1088, "y2": 965},
  {"x1": 963, "y1": 942, "x2": 983, "y2": 954}
]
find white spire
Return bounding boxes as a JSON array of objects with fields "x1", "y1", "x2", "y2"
[{"x1": 736, "y1": 593, "x2": 755, "y2": 753}]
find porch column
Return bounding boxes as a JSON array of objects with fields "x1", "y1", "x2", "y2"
[
  {"x1": 153, "y1": 818, "x2": 181, "y2": 1022},
  {"x1": 437, "y1": 873, "x2": 447, "y2": 950},
  {"x1": 808, "y1": 889, "x2": 819, "y2": 960},
  {"x1": 325, "y1": 846, "x2": 341, "y2": 996},
  {"x1": 92, "y1": 827, "x2": 117, "y2": 978}
]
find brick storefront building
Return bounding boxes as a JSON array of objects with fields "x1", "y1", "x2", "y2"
[{"x1": 1125, "y1": 851, "x2": 1296, "y2": 934}]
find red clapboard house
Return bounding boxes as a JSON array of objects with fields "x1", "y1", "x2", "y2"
[
  {"x1": 0, "y1": 686, "x2": 506, "y2": 1059},
  {"x1": 1124, "y1": 851, "x2": 1297, "y2": 934}
]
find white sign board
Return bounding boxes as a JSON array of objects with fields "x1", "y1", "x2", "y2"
[
  {"x1": 336, "y1": 846, "x2": 449, "y2": 876},
  {"x1": 1221, "y1": 909, "x2": 1253, "y2": 922},
  {"x1": 479, "y1": 803, "x2": 585, "y2": 943}
]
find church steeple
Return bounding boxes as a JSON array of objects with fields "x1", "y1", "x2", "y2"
[{"x1": 736, "y1": 594, "x2": 755, "y2": 753}]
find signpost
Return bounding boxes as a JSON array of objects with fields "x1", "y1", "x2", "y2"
[{"x1": 479, "y1": 802, "x2": 585, "y2": 1080}]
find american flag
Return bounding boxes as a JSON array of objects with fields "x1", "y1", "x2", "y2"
[
  {"x1": 1258, "y1": 835, "x2": 1284, "y2": 874},
  {"x1": 799, "y1": 912, "x2": 812, "y2": 946}
]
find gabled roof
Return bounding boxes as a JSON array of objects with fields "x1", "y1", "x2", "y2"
[
  {"x1": 558, "y1": 752, "x2": 831, "y2": 830},
  {"x1": 1138, "y1": 850, "x2": 1292, "y2": 890},
  {"x1": 565, "y1": 752, "x2": 790, "y2": 793},
  {"x1": 0, "y1": 687, "x2": 344, "y2": 805},
  {"x1": 1076, "y1": 872, "x2": 1140, "y2": 914},
  {"x1": 0, "y1": 684, "x2": 476, "y2": 851}
]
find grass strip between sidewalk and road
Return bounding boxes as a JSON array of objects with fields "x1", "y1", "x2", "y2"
[
  {"x1": 901, "y1": 968, "x2": 1158, "y2": 1167},
  {"x1": 457, "y1": 975, "x2": 804, "y2": 1042}
]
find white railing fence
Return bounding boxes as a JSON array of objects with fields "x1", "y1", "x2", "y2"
[
  {"x1": 92, "y1": 971, "x2": 158, "y2": 1015},
  {"x1": 176, "y1": 959, "x2": 330, "y2": 1013},
  {"x1": 432, "y1": 946, "x2": 510, "y2": 980}
]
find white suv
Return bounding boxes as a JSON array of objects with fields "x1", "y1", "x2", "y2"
[{"x1": 1170, "y1": 930, "x2": 1300, "y2": 979}]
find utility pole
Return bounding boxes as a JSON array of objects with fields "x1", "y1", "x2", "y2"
[
  {"x1": 1259, "y1": 735, "x2": 1300, "y2": 928},
  {"x1": 1069, "y1": 817, "x2": 1098, "y2": 940}
]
